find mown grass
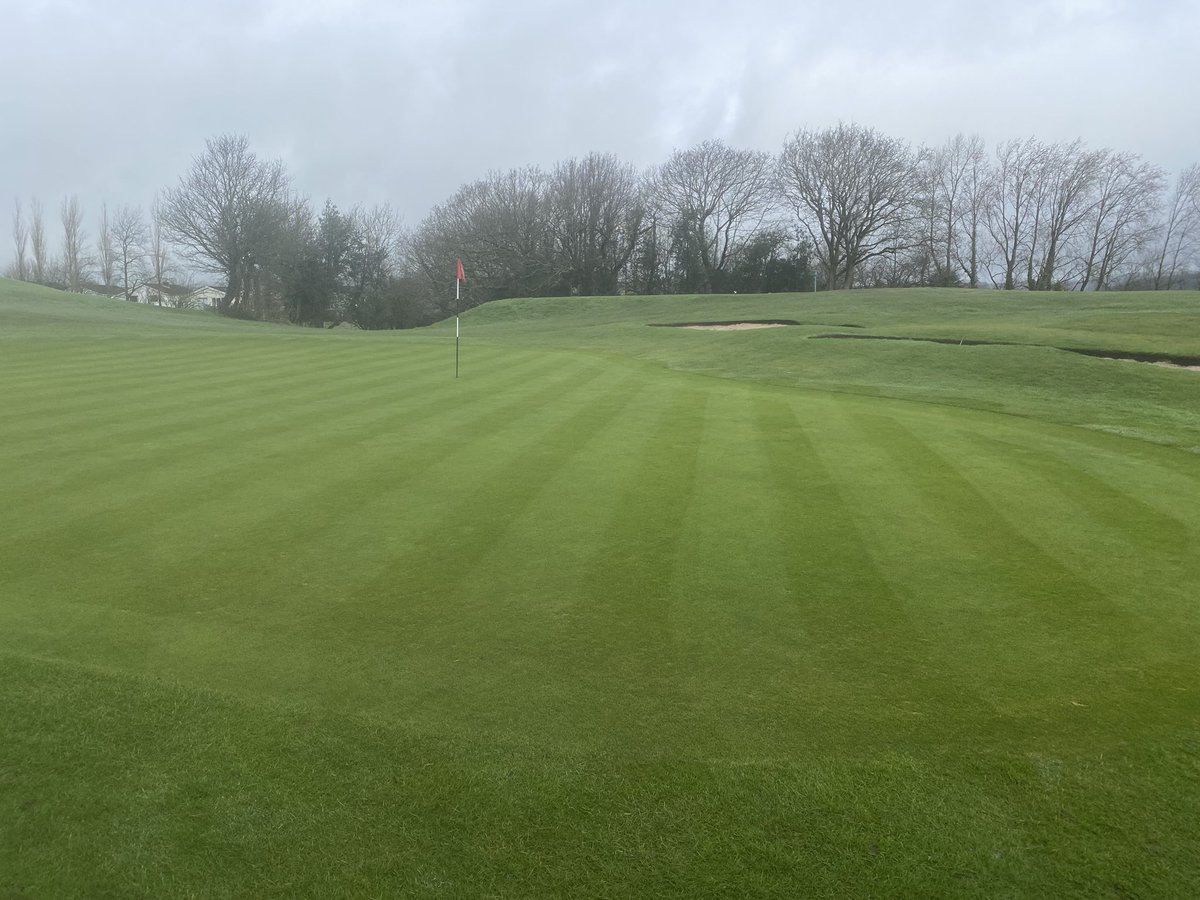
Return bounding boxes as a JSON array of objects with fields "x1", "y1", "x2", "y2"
[{"x1": 1, "y1": 280, "x2": 1198, "y2": 897}]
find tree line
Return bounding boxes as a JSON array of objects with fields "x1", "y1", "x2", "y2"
[
  {"x1": 9, "y1": 197, "x2": 174, "y2": 305},
  {"x1": 8, "y1": 126, "x2": 1200, "y2": 327}
]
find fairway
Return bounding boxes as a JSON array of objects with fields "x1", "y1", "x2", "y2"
[{"x1": 2, "y1": 280, "x2": 1199, "y2": 897}]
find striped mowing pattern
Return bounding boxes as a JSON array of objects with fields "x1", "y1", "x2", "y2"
[
  {"x1": 3, "y1": 329, "x2": 1197, "y2": 742},
  {"x1": 2, "y1": 289, "x2": 1199, "y2": 897}
]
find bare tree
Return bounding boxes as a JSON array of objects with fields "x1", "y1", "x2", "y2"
[
  {"x1": 1077, "y1": 152, "x2": 1164, "y2": 291},
  {"x1": 349, "y1": 203, "x2": 403, "y2": 293},
  {"x1": 910, "y1": 147, "x2": 942, "y2": 285},
  {"x1": 148, "y1": 196, "x2": 171, "y2": 289},
  {"x1": 778, "y1": 123, "x2": 918, "y2": 289},
  {"x1": 546, "y1": 152, "x2": 645, "y2": 295},
  {"x1": 950, "y1": 135, "x2": 990, "y2": 288},
  {"x1": 96, "y1": 202, "x2": 116, "y2": 287},
  {"x1": 931, "y1": 140, "x2": 961, "y2": 281},
  {"x1": 11, "y1": 197, "x2": 29, "y2": 281},
  {"x1": 922, "y1": 134, "x2": 989, "y2": 287},
  {"x1": 1026, "y1": 141, "x2": 1104, "y2": 290},
  {"x1": 111, "y1": 204, "x2": 148, "y2": 300},
  {"x1": 60, "y1": 195, "x2": 87, "y2": 292},
  {"x1": 412, "y1": 166, "x2": 554, "y2": 312},
  {"x1": 160, "y1": 134, "x2": 292, "y2": 317},
  {"x1": 1152, "y1": 164, "x2": 1200, "y2": 290},
  {"x1": 652, "y1": 139, "x2": 774, "y2": 292},
  {"x1": 30, "y1": 197, "x2": 48, "y2": 283},
  {"x1": 984, "y1": 137, "x2": 1045, "y2": 290},
  {"x1": 628, "y1": 203, "x2": 669, "y2": 295}
]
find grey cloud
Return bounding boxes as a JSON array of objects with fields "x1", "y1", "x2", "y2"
[{"x1": 2, "y1": 0, "x2": 1197, "y2": 255}]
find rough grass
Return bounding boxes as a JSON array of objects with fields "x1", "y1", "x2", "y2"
[{"x1": 1, "y1": 280, "x2": 1198, "y2": 897}]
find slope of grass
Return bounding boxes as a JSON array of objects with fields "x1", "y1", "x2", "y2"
[
  {"x1": 2, "y1": 280, "x2": 1198, "y2": 897},
  {"x1": 459, "y1": 287, "x2": 1200, "y2": 355},
  {"x1": 456, "y1": 288, "x2": 1200, "y2": 449}
]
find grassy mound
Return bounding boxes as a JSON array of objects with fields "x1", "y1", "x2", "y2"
[{"x1": 2, "y1": 279, "x2": 1198, "y2": 897}]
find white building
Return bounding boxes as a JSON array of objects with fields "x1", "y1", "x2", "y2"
[
  {"x1": 128, "y1": 282, "x2": 225, "y2": 309},
  {"x1": 186, "y1": 285, "x2": 225, "y2": 309},
  {"x1": 130, "y1": 282, "x2": 191, "y2": 306}
]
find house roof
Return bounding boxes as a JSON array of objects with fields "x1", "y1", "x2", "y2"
[
  {"x1": 139, "y1": 281, "x2": 191, "y2": 297},
  {"x1": 82, "y1": 283, "x2": 126, "y2": 298}
]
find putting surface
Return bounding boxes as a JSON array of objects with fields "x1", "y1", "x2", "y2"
[{"x1": 2, "y1": 281, "x2": 1198, "y2": 897}]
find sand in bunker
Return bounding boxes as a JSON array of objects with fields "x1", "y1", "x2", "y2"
[
  {"x1": 683, "y1": 322, "x2": 791, "y2": 331},
  {"x1": 1113, "y1": 358, "x2": 1200, "y2": 373}
]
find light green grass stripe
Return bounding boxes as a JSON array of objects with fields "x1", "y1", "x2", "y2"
[
  {"x1": 0, "y1": 359, "x2": 645, "y2": 707},
  {"x1": 0, "y1": 351, "x2": 615, "y2": 589},
  {"x1": 0, "y1": 329, "x2": 460, "y2": 413},
  {"x1": 278, "y1": 365, "x2": 661, "y2": 727},
  {"x1": 810, "y1": 406, "x2": 1110, "y2": 724},
  {"x1": 0, "y1": 342, "x2": 243, "y2": 394},
  {"x1": 653, "y1": 385, "x2": 838, "y2": 758},
  {"x1": 0, "y1": 342, "x2": 554, "y2": 506},
  {"x1": 0, "y1": 347, "x2": 569, "y2": 545},
  {"x1": 839, "y1": 412, "x2": 1129, "y2": 629},
  {"x1": 467, "y1": 377, "x2": 709, "y2": 754},
  {"x1": 0, "y1": 338, "x2": 358, "y2": 406},
  {"x1": 944, "y1": 423, "x2": 1200, "y2": 697},
  {"x1": 826, "y1": 406, "x2": 1197, "y2": 743},
  {"x1": 749, "y1": 392, "x2": 1000, "y2": 747},
  {"x1": 960, "y1": 426, "x2": 1200, "y2": 583},
  {"x1": 0, "y1": 338, "x2": 483, "y2": 446}
]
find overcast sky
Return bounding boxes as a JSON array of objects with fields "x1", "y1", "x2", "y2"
[{"x1": 2, "y1": 0, "x2": 1197, "y2": 242}]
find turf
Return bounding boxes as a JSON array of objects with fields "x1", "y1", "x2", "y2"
[{"x1": 1, "y1": 280, "x2": 1198, "y2": 897}]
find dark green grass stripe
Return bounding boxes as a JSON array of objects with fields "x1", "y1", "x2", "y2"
[
  {"x1": 0, "y1": 344, "x2": 554, "y2": 508},
  {"x1": 509, "y1": 382, "x2": 709, "y2": 750},
  {"x1": 0, "y1": 343, "x2": 557, "y2": 519},
  {"x1": 1, "y1": 366, "x2": 586, "y2": 573},
  {"x1": 837, "y1": 411, "x2": 1173, "y2": 728},
  {"x1": 845, "y1": 410, "x2": 1133, "y2": 615},
  {"x1": 0, "y1": 352, "x2": 369, "y2": 446},
  {"x1": 947, "y1": 425, "x2": 1200, "y2": 652},
  {"x1": 0, "y1": 350, "x2": 407, "y2": 461},
  {"x1": 0, "y1": 338, "x2": 486, "y2": 445},
  {"x1": 0, "y1": 353, "x2": 608, "y2": 577},
  {"x1": 191, "y1": 357, "x2": 640, "y2": 586},
  {"x1": 265, "y1": 369, "x2": 661, "y2": 719},
  {"x1": 293, "y1": 371, "x2": 711, "y2": 746},
  {"x1": 90, "y1": 363, "x2": 651, "y2": 711},
  {"x1": 618, "y1": 387, "x2": 829, "y2": 757},
  {"x1": 802, "y1": 404, "x2": 1119, "y2": 735},
  {"x1": 0, "y1": 354, "x2": 621, "y2": 588},
  {"x1": 0, "y1": 360, "x2": 641, "y2": 704},
  {"x1": 814, "y1": 406, "x2": 1200, "y2": 868},
  {"x1": 0, "y1": 333, "x2": 457, "y2": 429},
  {"x1": 750, "y1": 394, "x2": 996, "y2": 745},
  {"x1": 962, "y1": 427, "x2": 1199, "y2": 556},
  {"x1": 0, "y1": 345, "x2": 549, "y2": 494},
  {"x1": 0, "y1": 337, "x2": 264, "y2": 388},
  {"x1": 0, "y1": 340, "x2": 362, "y2": 412}
]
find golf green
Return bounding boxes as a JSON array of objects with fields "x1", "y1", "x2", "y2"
[{"x1": 2, "y1": 280, "x2": 1198, "y2": 897}]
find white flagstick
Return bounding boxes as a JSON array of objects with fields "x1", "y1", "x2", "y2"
[{"x1": 455, "y1": 271, "x2": 460, "y2": 378}]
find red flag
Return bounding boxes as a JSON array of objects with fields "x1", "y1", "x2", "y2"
[{"x1": 456, "y1": 258, "x2": 466, "y2": 284}]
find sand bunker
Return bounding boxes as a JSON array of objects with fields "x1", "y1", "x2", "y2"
[
  {"x1": 684, "y1": 322, "x2": 791, "y2": 331},
  {"x1": 1150, "y1": 361, "x2": 1200, "y2": 372},
  {"x1": 649, "y1": 319, "x2": 801, "y2": 331},
  {"x1": 1068, "y1": 348, "x2": 1200, "y2": 371}
]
